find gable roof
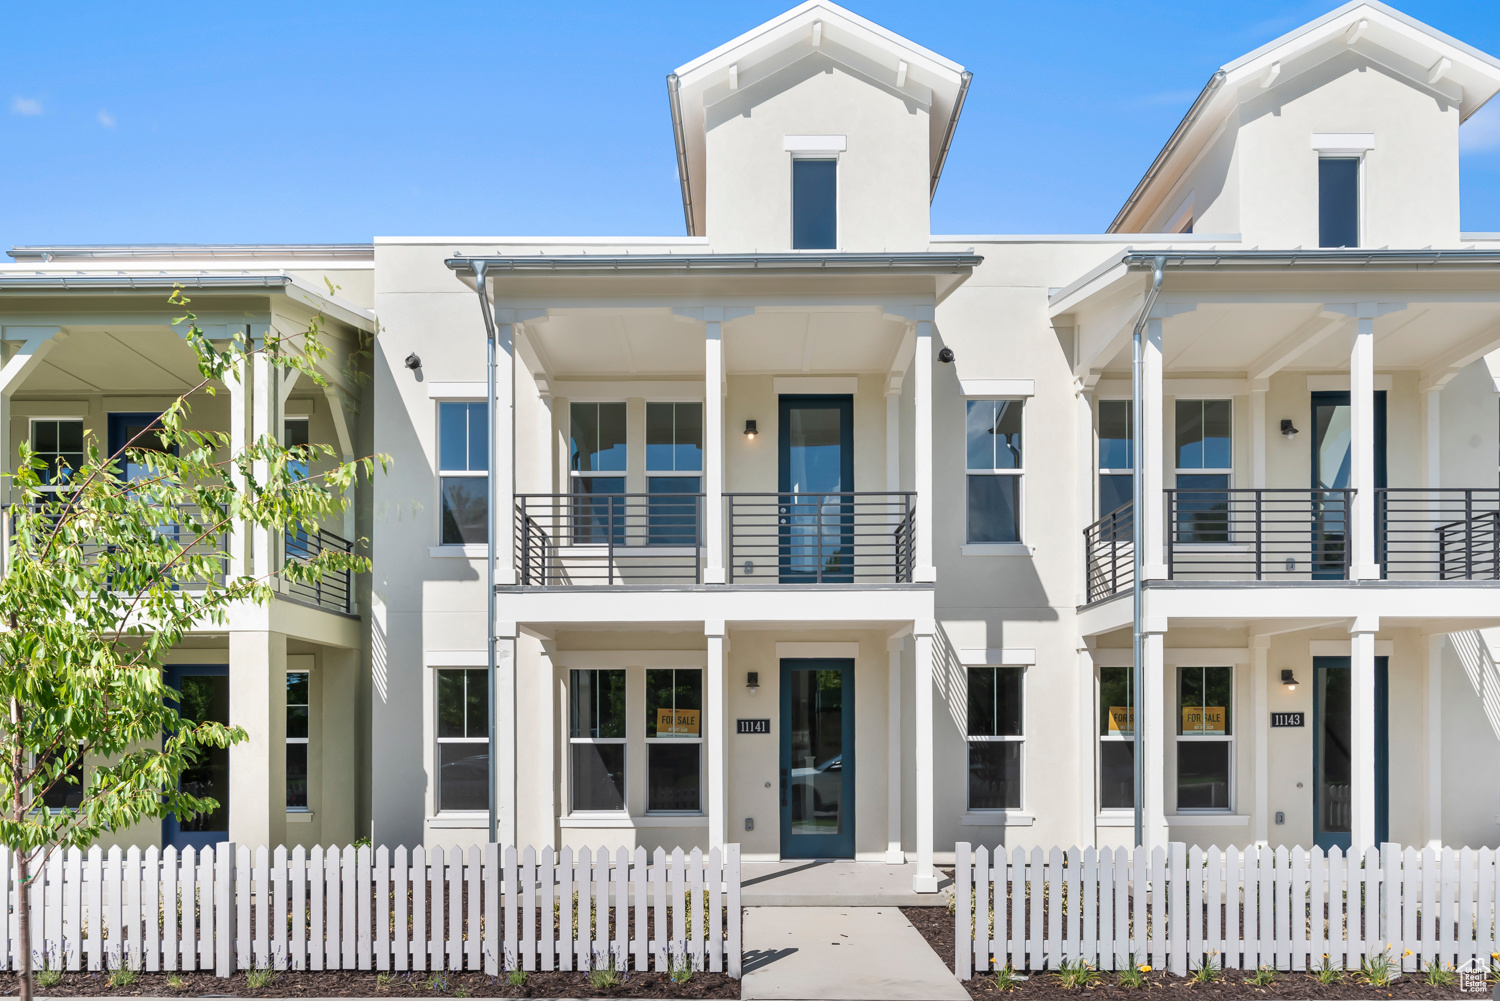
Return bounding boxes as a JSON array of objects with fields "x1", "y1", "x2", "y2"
[
  {"x1": 1109, "y1": 0, "x2": 1500, "y2": 233},
  {"x1": 667, "y1": 1, "x2": 969, "y2": 237}
]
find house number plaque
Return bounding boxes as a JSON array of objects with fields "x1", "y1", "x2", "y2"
[
  {"x1": 1270, "y1": 712, "x2": 1305, "y2": 727},
  {"x1": 736, "y1": 719, "x2": 771, "y2": 734}
]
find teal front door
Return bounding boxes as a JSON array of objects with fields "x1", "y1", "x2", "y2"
[
  {"x1": 1310, "y1": 392, "x2": 1386, "y2": 578},
  {"x1": 1312, "y1": 656, "x2": 1388, "y2": 850},
  {"x1": 779, "y1": 659, "x2": 854, "y2": 858}
]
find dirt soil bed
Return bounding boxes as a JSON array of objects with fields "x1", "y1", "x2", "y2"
[
  {"x1": 901, "y1": 907, "x2": 1489, "y2": 1001},
  {"x1": 3, "y1": 967, "x2": 740, "y2": 998}
]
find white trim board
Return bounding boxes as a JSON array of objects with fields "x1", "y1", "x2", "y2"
[
  {"x1": 959, "y1": 378, "x2": 1034, "y2": 398},
  {"x1": 773, "y1": 377, "x2": 858, "y2": 396},
  {"x1": 1306, "y1": 375, "x2": 1394, "y2": 392},
  {"x1": 784, "y1": 135, "x2": 847, "y2": 153},
  {"x1": 1308, "y1": 640, "x2": 1395, "y2": 657},
  {"x1": 1312, "y1": 133, "x2": 1375, "y2": 153},
  {"x1": 426, "y1": 382, "x2": 487, "y2": 400},
  {"x1": 776, "y1": 642, "x2": 859, "y2": 659},
  {"x1": 551, "y1": 649, "x2": 708, "y2": 669},
  {"x1": 552, "y1": 380, "x2": 705, "y2": 401},
  {"x1": 423, "y1": 650, "x2": 489, "y2": 668},
  {"x1": 1092, "y1": 647, "x2": 1251, "y2": 668},
  {"x1": 957, "y1": 648, "x2": 1036, "y2": 666}
]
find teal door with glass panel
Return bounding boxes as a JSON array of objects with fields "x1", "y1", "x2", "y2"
[
  {"x1": 1311, "y1": 391, "x2": 1386, "y2": 578},
  {"x1": 1313, "y1": 656, "x2": 1388, "y2": 850},
  {"x1": 162, "y1": 664, "x2": 229, "y2": 849},
  {"x1": 778, "y1": 396, "x2": 853, "y2": 582},
  {"x1": 779, "y1": 659, "x2": 854, "y2": 859}
]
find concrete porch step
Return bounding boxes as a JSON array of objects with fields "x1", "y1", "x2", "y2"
[{"x1": 741, "y1": 860, "x2": 953, "y2": 906}]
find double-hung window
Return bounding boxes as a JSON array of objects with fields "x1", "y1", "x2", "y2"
[
  {"x1": 569, "y1": 670, "x2": 626, "y2": 812},
  {"x1": 1097, "y1": 401, "x2": 1133, "y2": 519},
  {"x1": 286, "y1": 671, "x2": 309, "y2": 810},
  {"x1": 791, "y1": 158, "x2": 837, "y2": 250},
  {"x1": 570, "y1": 402, "x2": 627, "y2": 544},
  {"x1": 438, "y1": 402, "x2": 488, "y2": 545},
  {"x1": 646, "y1": 402, "x2": 703, "y2": 546},
  {"x1": 966, "y1": 666, "x2": 1023, "y2": 810},
  {"x1": 965, "y1": 400, "x2": 1023, "y2": 544},
  {"x1": 1174, "y1": 399, "x2": 1231, "y2": 544},
  {"x1": 1098, "y1": 666, "x2": 1134, "y2": 810},
  {"x1": 1177, "y1": 666, "x2": 1233, "y2": 811},
  {"x1": 30, "y1": 418, "x2": 84, "y2": 490},
  {"x1": 435, "y1": 669, "x2": 488, "y2": 813},
  {"x1": 645, "y1": 668, "x2": 702, "y2": 813}
]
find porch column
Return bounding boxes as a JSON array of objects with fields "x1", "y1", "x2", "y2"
[
  {"x1": 1425, "y1": 634, "x2": 1443, "y2": 849},
  {"x1": 913, "y1": 620, "x2": 938, "y2": 891},
  {"x1": 1251, "y1": 635, "x2": 1270, "y2": 846},
  {"x1": 491, "y1": 316, "x2": 517, "y2": 586},
  {"x1": 1348, "y1": 312, "x2": 1378, "y2": 579},
  {"x1": 228, "y1": 629, "x2": 287, "y2": 850},
  {"x1": 913, "y1": 320, "x2": 935, "y2": 583},
  {"x1": 1141, "y1": 319, "x2": 1166, "y2": 579},
  {"x1": 1142, "y1": 627, "x2": 1169, "y2": 849},
  {"x1": 706, "y1": 622, "x2": 728, "y2": 850},
  {"x1": 704, "y1": 316, "x2": 725, "y2": 584},
  {"x1": 249, "y1": 342, "x2": 274, "y2": 578},
  {"x1": 0, "y1": 327, "x2": 63, "y2": 506},
  {"x1": 1250, "y1": 381, "x2": 1268, "y2": 488},
  {"x1": 886, "y1": 631, "x2": 906, "y2": 864},
  {"x1": 1349, "y1": 619, "x2": 1378, "y2": 849},
  {"x1": 1076, "y1": 645, "x2": 1096, "y2": 842},
  {"x1": 493, "y1": 623, "x2": 517, "y2": 845}
]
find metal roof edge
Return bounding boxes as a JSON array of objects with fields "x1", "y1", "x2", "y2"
[
  {"x1": 9, "y1": 244, "x2": 374, "y2": 261},
  {"x1": 444, "y1": 251, "x2": 984, "y2": 275}
]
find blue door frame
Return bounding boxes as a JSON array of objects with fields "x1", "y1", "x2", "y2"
[
  {"x1": 779, "y1": 659, "x2": 855, "y2": 858},
  {"x1": 1310, "y1": 391, "x2": 1386, "y2": 579},
  {"x1": 1312, "y1": 656, "x2": 1388, "y2": 850},
  {"x1": 778, "y1": 395, "x2": 854, "y2": 583},
  {"x1": 163, "y1": 663, "x2": 231, "y2": 850}
]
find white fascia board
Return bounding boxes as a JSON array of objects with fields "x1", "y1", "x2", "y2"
[
  {"x1": 932, "y1": 234, "x2": 1241, "y2": 244},
  {"x1": 374, "y1": 236, "x2": 711, "y2": 247}
]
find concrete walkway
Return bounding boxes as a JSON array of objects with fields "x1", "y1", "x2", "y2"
[
  {"x1": 741, "y1": 906, "x2": 968, "y2": 1001},
  {"x1": 742, "y1": 860, "x2": 953, "y2": 905}
]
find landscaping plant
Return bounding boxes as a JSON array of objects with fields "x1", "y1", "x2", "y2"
[
  {"x1": 1357, "y1": 948, "x2": 1396, "y2": 987},
  {"x1": 588, "y1": 961, "x2": 621, "y2": 990},
  {"x1": 990, "y1": 964, "x2": 1022, "y2": 992},
  {"x1": 1056, "y1": 958, "x2": 1101, "y2": 989},
  {"x1": 1313, "y1": 954, "x2": 1343, "y2": 985},
  {"x1": 1191, "y1": 951, "x2": 1220, "y2": 984},
  {"x1": 1246, "y1": 965, "x2": 1276, "y2": 986},
  {"x1": 0, "y1": 286, "x2": 380, "y2": 1001},
  {"x1": 507, "y1": 968, "x2": 528, "y2": 987},
  {"x1": 1422, "y1": 959, "x2": 1455, "y2": 987},
  {"x1": 245, "y1": 965, "x2": 277, "y2": 989},
  {"x1": 671, "y1": 957, "x2": 694, "y2": 984}
]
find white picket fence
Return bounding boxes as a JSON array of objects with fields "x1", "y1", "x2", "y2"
[
  {"x1": 954, "y1": 842, "x2": 1498, "y2": 978},
  {"x1": 0, "y1": 843, "x2": 741, "y2": 978}
]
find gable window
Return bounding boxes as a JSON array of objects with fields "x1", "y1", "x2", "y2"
[
  {"x1": 792, "y1": 158, "x2": 837, "y2": 250},
  {"x1": 30, "y1": 419, "x2": 84, "y2": 489},
  {"x1": 1097, "y1": 400, "x2": 1133, "y2": 518},
  {"x1": 435, "y1": 669, "x2": 488, "y2": 813},
  {"x1": 965, "y1": 399, "x2": 1023, "y2": 544},
  {"x1": 438, "y1": 402, "x2": 488, "y2": 545},
  {"x1": 1177, "y1": 666, "x2": 1233, "y2": 811},
  {"x1": 1099, "y1": 666, "x2": 1134, "y2": 810},
  {"x1": 646, "y1": 402, "x2": 703, "y2": 546},
  {"x1": 570, "y1": 402, "x2": 627, "y2": 544},
  {"x1": 569, "y1": 669, "x2": 627, "y2": 812},
  {"x1": 967, "y1": 666, "x2": 1023, "y2": 810},
  {"x1": 286, "y1": 671, "x2": 309, "y2": 810},
  {"x1": 1174, "y1": 399, "x2": 1231, "y2": 543},
  {"x1": 645, "y1": 668, "x2": 702, "y2": 813},
  {"x1": 1318, "y1": 157, "x2": 1360, "y2": 248}
]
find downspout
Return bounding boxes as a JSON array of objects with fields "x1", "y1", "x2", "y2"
[
  {"x1": 1131, "y1": 257, "x2": 1166, "y2": 850},
  {"x1": 470, "y1": 260, "x2": 500, "y2": 843}
]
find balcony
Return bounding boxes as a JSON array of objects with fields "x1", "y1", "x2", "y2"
[
  {"x1": 514, "y1": 492, "x2": 916, "y2": 586},
  {"x1": 282, "y1": 525, "x2": 355, "y2": 614},
  {"x1": 1083, "y1": 487, "x2": 1500, "y2": 603}
]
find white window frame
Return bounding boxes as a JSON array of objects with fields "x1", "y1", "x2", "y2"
[
  {"x1": 28, "y1": 417, "x2": 85, "y2": 493},
  {"x1": 436, "y1": 400, "x2": 488, "y2": 547},
  {"x1": 1096, "y1": 398, "x2": 1134, "y2": 520},
  {"x1": 1173, "y1": 664, "x2": 1235, "y2": 814},
  {"x1": 964, "y1": 398, "x2": 1025, "y2": 546},
  {"x1": 1315, "y1": 149, "x2": 1366, "y2": 250},
  {"x1": 644, "y1": 667, "x2": 704, "y2": 816},
  {"x1": 1172, "y1": 398, "x2": 1234, "y2": 545},
  {"x1": 788, "y1": 150, "x2": 840, "y2": 252},
  {"x1": 568, "y1": 669, "x2": 628, "y2": 815},
  {"x1": 1097, "y1": 664, "x2": 1135, "y2": 815},
  {"x1": 965, "y1": 665, "x2": 1025, "y2": 812},
  {"x1": 434, "y1": 668, "x2": 489, "y2": 816},
  {"x1": 286, "y1": 670, "x2": 310, "y2": 812}
]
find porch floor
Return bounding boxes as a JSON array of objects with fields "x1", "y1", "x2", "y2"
[{"x1": 741, "y1": 860, "x2": 952, "y2": 906}]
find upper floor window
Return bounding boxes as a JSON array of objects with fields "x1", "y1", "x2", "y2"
[
  {"x1": 792, "y1": 158, "x2": 837, "y2": 250},
  {"x1": 1174, "y1": 399, "x2": 1231, "y2": 544},
  {"x1": 570, "y1": 402, "x2": 628, "y2": 543},
  {"x1": 646, "y1": 402, "x2": 703, "y2": 546},
  {"x1": 438, "y1": 401, "x2": 487, "y2": 545},
  {"x1": 965, "y1": 399, "x2": 1023, "y2": 544},
  {"x1": 1097, "y1": 400, "x2": 1133, "y2": 518},
  {"x1": 30, "y1": 418, "x2": 84, "y2": 488},
  {"x1": 1319, "y1": 157, "x2": 1360, "y2": 248},
  {"x1": 966, "y1": 666, "x2": 1023, "y2": 810}
]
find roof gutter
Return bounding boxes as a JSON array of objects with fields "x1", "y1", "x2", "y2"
[
  {"x1": 1116, "y1": 247, "x2": 1500, "y2": 268},
  {"x1": 445, "y1": 252, "x2": 983, "y2": 276},
  {"x1": 930, "y1": 71, "x2": 973, "y2": 202},
  {"x1": 1107, "y1": 70, "x2": 1226, "y2": 234},
  {"x1": 666, "y1": 73, "x2": 697, "y2": 238}
]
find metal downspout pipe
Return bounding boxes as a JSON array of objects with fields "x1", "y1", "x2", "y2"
[
  {"x1": 1132, "y1": 257, "x2": 1165, "y2": 849},
  {"x1": 470, "y1": 261, "x2": 500, "y2": 843}
]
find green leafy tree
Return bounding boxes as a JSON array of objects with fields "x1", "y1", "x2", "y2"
[{"x1": 0, "y1": 289, "x2": 383, "y2": 999}]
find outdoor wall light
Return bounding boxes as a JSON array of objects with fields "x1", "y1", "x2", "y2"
[
  {"x1": 1280, "y1": 419, "x2": 1299, "y2": 438},
  {"x1": 743, "y1": 419, "x2": 758, "y2": 439},
  {"x1": 404, "y1": 352, "x2": 422, "y2": 371},
  {"x1": 937, "y1": 346, "x2": 955, "y2": 363},
  {"x1": 746, "y1": 671, "x2": 760, "y2": 694},
  {"x1": 1281, "y1": 669, "x2": 1300, "y2": 691}
]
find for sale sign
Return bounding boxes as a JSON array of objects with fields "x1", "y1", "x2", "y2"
[{"x1": 655, "y1": 708, "x2": 700, "y2": 735}]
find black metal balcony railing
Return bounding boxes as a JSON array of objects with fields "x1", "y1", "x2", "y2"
[
  {"x1": 515, "y1": 493, "x2": 705, "y2": 585},
  {"x1": 1376, "y1": 488, "x2": 1500, "y2": 580},
  {"x1": 7, "y1": 501, "x2": 230, "y2": 588},
  {"x1": 726, "y1": 492, "x2": 916, "y2": 584},
  {"x1": 283, "y1": 524, "x2": 354, "y2": 613},
  {"x1": 1083, "y1": 504, "x2": 1134, "y2": 604},
  {"x1": 1166, "y1": 488, "x2": 1354, "y2": 581}
]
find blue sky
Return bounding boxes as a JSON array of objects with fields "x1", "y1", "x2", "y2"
[{"x1": 4, "y1": 0, "x2": 1500, "y2": 246}]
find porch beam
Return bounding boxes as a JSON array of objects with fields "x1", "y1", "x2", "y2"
[
  {"x1": 491, "y1": 311, "x2": 520, "y2": 587},
  {"x1": 1247, "y1": 310, "x2": 1346, "y2": 382},
  {"x1": 1425, "y1": 634, "x2": 1443, "y2": 849},
  {"x1": 0, "y1": 326, "x2": 64, "y2": 504},
  {"x1": 1417, "y1": 318, "x2": 1500, "y2": 392}
]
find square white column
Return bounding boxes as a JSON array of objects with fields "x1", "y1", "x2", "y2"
[
  {"x1": 1076, "y1": 645, "x2": 1096, "y2": 842},
  {"x1": 250, "y1": 345, "x2": 274, "y2": 577},
  {"x1": 913, "y1": 321, "x2": 935, "y2": 582},
  {"x1": 493, "y1": 625, "x2": 517, "y2": 845},
  {"x1": 492, "y1": 319, "x2": 517, "y2": 586},
  {"x1": 1142, "y1": 629, "x2": 1169, "y2": 849},
  {"x1": 913, "y1": 623, "x2": 937, "y2": 891},
  {"x1": 1348, "y1": 314, "x2": 1378, "y2": 579},
  {"x1": 707, "y1": 623, "x2": 728, "y2": 849},
  {"x1": 1141, "y1": 319, "x2": 1166, "y2": 579},
  {"x1": 704, "y1": 318, "x2": 725, "y2": 584},
  {"x1": 1349, "y1": 621, "x2": 1378, "y2": 849},
  {"x1": 886, "y1": 632, "x2": 905, "y2": 864},
  {"x1": 1251, "y1": 635, "x2": 1270, "y2": 846},
  {"x1": 1425, "y1": 634, "x2": 1443, "y2": 849}
]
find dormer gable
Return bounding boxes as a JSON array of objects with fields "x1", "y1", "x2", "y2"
[
  {"x1": 667, "y1": 1, "x2": 968, "y2": 251},
  {"x1": 1110, "y1": 0, "x2": 1500, "y2": 248}
]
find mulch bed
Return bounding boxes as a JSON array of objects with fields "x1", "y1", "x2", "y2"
[
  {"x1": 1, "y1": 967, "x2": 739, "y2": 998},
  {"x1": 901, "y1": 907, "x2": 1490, "y2": 1001}
]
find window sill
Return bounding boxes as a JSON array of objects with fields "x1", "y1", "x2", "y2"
[
  {"x1": 1166, "y1": 813, "x2": 1250, "y2": 826},
  {"x1": 286, "y1": 811, "x2": 315, "y2": 824},
  {"x1": 561, "y1": 814, "x2": 709, "y2": 829},
  {"x1": 961, "y1": 544, "x2": 1032, "y2": 557},
  {"x1": 961, "y1": 811, "x2": 1034, "y2": 827},
  {"x1": 1096, "y1": 812, "x2": 1135, "y2": 828},
  {"x1": 429, "y1": 545, "x2": 488, "y2": 559},
  {"x1": 428, "y1": 813, "x2": 490, "y2": 829}
]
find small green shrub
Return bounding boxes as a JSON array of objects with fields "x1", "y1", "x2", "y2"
[
  {"x1": 107, "y1": 965, "x2": 139, "y2": 988},
  {"x1": 1313, "y1": 955, "x2": 1343, "y2": 985},
  {"x1": 246, "y1": 965, "x2": 277, "y2": 989},
  {"x1": 375, "y1": 971, "x2": 395, "y2": 989},
  {"x1": 1114, "y1": 956, "x2": 1150, "y2": 989},
  {"x1": 1056, "y1": 958, "x2": 1101, "y2": 990},
  {"x1": 671, "y1": 957, "x2": 693, "y2": 984},
  {"x1": 1422, "y1": 960, "x2": 1455, "y2": 987},
  {"x1": 990, "y1": 965, "x2": 1022, "y2": 992},
  {"x1": 1191, "y1": 952, "x2": 1220, "y2": 984},
  {"x1": 1246, "y1": 965, "x2": 1276, "y2": 987},
  {"x1": 453, "y1": 986, "x2": 470, "y2": 998},
  {"x1": 424, "y1": 971, "x2": 450, "y2": 992},
  {"x1": 166, "y1": 972, "x2": 188, "y2": 990},
  {"x1": 588, "y1": 963, "x2": 620, "y2": 990},
  {"x1": 36, "y1": 967, "x2": 62, "y2": 988},
  {"x1": 1357, "y1": 949, "x2": 1395, "y2": 988},
  {"x1": 507, "y1": 968, "x2": 528, "y2": 987}
]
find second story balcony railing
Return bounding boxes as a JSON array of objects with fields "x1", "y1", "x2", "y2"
[
  {"x1": 1376, "y1": 488, "x2": 1500, "y2": 580},
  {"x1": 726, "y1": 492, "x2": 915, "y2": 584},
  {"x1": 7, "y1": 500, "x2": 230, "y2": 589},
  {"x1": 1084, "y1": 504, "x2": 1134, "y2": 604},
  {"x1": 283, "y1": 524, "x2": 355, "y2": 613},
  {"x1": 516, "y1": 493, "x2": 705, "y2": 586}
]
